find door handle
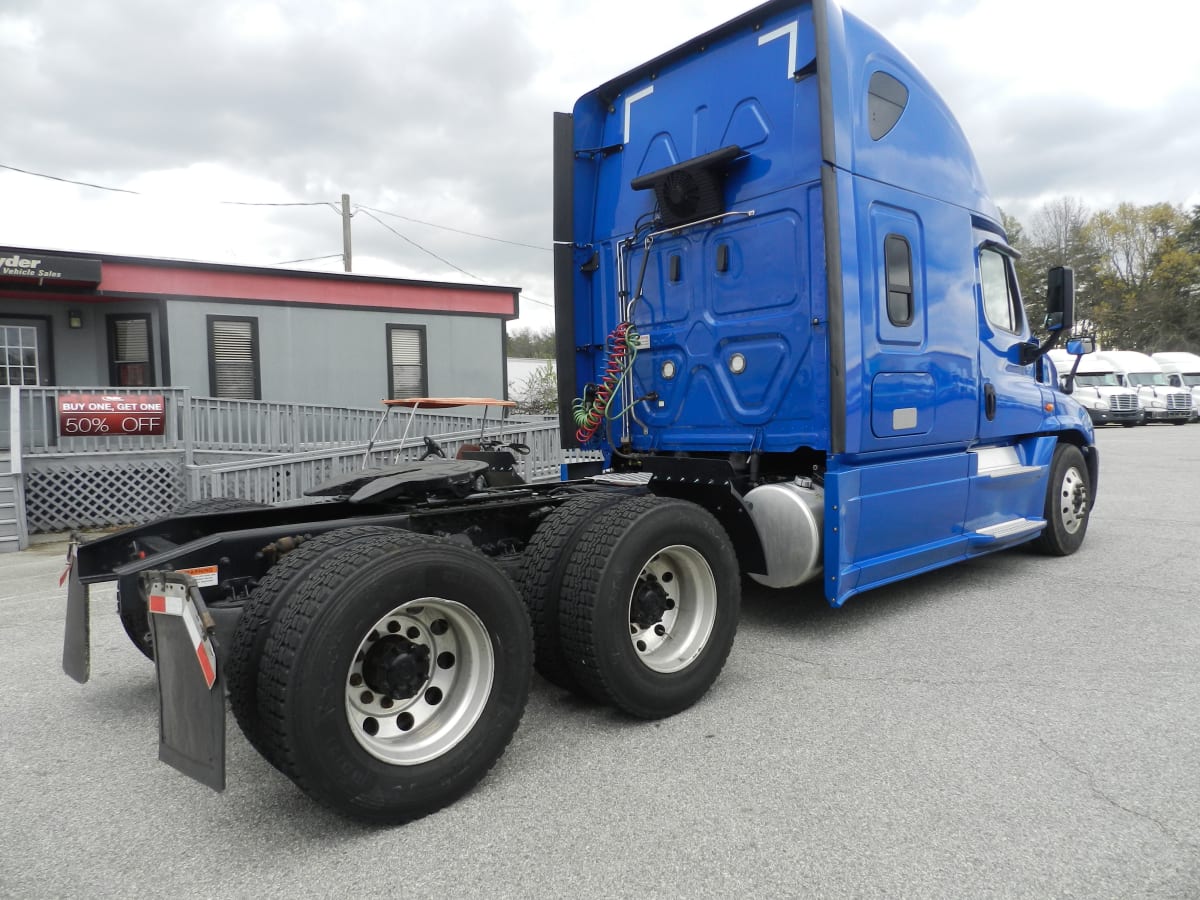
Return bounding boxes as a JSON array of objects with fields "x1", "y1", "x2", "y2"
[{"x1": 984, "y1": 383, "x2": 997, "y2": 421}]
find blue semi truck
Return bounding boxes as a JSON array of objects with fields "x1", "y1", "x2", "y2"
[{"x1": 61, "y1": 0, "x2": 1095, "y2": 825}]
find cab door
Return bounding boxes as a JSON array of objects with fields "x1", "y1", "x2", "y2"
[{"x1": 975, "y1": 242, "x2": 1045, "y2": 441}]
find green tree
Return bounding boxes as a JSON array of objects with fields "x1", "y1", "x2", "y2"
[
  {"x1": 1007, "y1": 198, "x2": 1100, "y2": 337},
  {"x1": 1086, "y1": 202, "x2": 1197, "y2": 351},
  {"x1": 1003, "y1": 208, "x2": 1043, "y2": 327},
  {"x1": 506, "y1": 326, "x2": 556, "y2": 358},
  {"x1": 1182, "y1": 205, "x2": 1200, "y2": 255},
  {"x1": 511, "y1": 361, "x2": 558, "y2": 415}
]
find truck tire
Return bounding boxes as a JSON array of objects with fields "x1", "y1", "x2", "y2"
[
  {"x1": 1033, "y1": 443, "x2": 1091, "y2": 556},
  {"x1": 120, "y1": 497, "x2": 269, "y2": 660},
  {"x1": 227, "y1": 525, "x2": 414, "y2": 767},
  {"x1": 516, "y1": 492, "x2": 631, "y2": 690},
  {"x1": 256, "y1": 532, "x2": 532, "y2": 824},
  {"x1": 557, "y1": 496, "x2": 740, "y2": 719}
]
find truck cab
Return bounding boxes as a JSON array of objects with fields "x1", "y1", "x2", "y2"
[
  {"x1": 1048, "y1": 348, "x2": 1142, "y2": 426},
  {"x1": 555, "y1": 0, "x2": 1097, "y2": 606},
  {"x1": 1094, "y1": 350, "x2": 1192, "y2": 424},
  {"x1": 1152, "y1": 351, "x2": 1200, "y2": 422}
]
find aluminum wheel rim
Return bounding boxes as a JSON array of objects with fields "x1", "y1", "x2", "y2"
[
  {"x1": 345, "y1": 597, "x2": 494, "y2": 766},
  {"x1": 627, "y1": 544, "x2": 717, "y2": 674},
  {"x1": 1059, "y1": 465, "x2": 1088, "y2": 534}
]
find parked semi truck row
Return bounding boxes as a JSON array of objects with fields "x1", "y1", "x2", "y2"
[
  {"x1": 1047, "y1": 349, "x2": 1142, "y2": 427},
  {"x1": 60, "y1": 0, "x2": 1098, "y2": 825},
  {"x1": 1092, "y1": 350, "x2": 1193, "y2": 424},
  {"x1": 1153, "y1": 352, "x2": 1200, "y2": 422},
  {"x1": 1050, "y1": 348, "x2": 1199, "y2": 426}
]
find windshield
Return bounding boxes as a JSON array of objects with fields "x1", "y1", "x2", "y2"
[
  {"x1": 1127, "y1": 372, "x2": 1168, "y2": 387},
  {"x1": 1074, "y1": 373, "x2": 1120, "y2": 387},
  {"x1": 1183, "y1": 374, "x2": 1200, "y2": 386}
]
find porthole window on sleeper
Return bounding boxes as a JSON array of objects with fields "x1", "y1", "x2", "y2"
[{"x1": 868, "y1": 71, "x2": 909, "y2": 140}]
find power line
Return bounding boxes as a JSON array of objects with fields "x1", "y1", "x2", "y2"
[
  {"x1": 3, "y1": 162, "x2": 549, "y2": 253},
  {"x1": 358, "y1": 211, "x2": 562, "y2": 306},
  {"x1": 358, "y1": 208, "x2": 481, "y2": 281},
  {"x1": 0, "y1": 162, "x2": 333, "y2": 208},
  {"x1": 0, "y1": 162, "x2": 139, "y2": 195},
  {"x1": 357, "y1": 204, "x2": 551, "y2": 252},
  {"x1": 221, "y1": 200, "x2": 338, "y2": 209},
  {"x1": 357, "y1": 210, "x2": 558, "y2": 307},
  {"x1": 273, "y1": 253, "x2": 344, "y2": 266},
  {"x1": 3, "y1": 161, "x2": 558, "y2": 304}
]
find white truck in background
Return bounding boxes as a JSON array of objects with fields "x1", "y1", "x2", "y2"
[
  {"x1": 1048, "y1": 349, "x2": 1142, "y2": 427},
  {"x1": 1152, "y1": 352, "x2": 1200, "y2": 422},
  {"x1": 1093, "y1": 350, "x2": 1193, "y2": 425}
]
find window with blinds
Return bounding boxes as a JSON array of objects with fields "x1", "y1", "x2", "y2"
[
  {"x1": 207, "y1": 316, "x2": 261, "y2": 399},
  {"x1": 387, "y1": 325, "x2": 427, "y2": 399},
  {"x1": 107, "y1": 315, "x2": 155, "y2": 386}
]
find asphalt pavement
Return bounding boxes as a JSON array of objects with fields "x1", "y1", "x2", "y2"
[{"x1": 1, "y1": 424, "x2": 1198, "y2": 899}]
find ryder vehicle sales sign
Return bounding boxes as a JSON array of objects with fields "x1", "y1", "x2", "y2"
[{"x1": 58, "y1": 394, "x2": 167, "y2": 437}]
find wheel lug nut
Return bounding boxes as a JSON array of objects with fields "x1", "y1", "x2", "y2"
[
  {"x1": 654, "y1": 624, "x2": 666, "y2": 636},
  {"x1": 349, "y1": 673, "x2": 363, "y2": 687},
  {"x1": 360, "y1": 690, "x2": 374, "y2": 704}
]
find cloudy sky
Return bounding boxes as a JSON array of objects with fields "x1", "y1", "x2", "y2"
[{"x1": 2, "y1": 0, "x2": 1197, "y2": 331}]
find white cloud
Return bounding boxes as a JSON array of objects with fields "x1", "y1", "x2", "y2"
[{"x1": 2, "y1": 0, "x2": 1198, "y2": 333}]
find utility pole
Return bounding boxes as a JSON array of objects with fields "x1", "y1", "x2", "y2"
[{"x1": 341, "y1": 193, "x2": 353, "y2": 272}]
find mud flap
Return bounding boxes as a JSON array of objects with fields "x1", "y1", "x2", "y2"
[
  {"x1": 62, "y1": 562, "x2": 91, "y2": 684},
  {"x1": 144, "y1": 571, "x2": 226, "y2": 792}
]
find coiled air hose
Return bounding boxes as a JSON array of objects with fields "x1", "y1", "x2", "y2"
[{"x1": 572, "y1": 321, "x2": 638, "y2": 444}]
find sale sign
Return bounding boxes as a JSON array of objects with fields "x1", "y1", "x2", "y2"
[{"x1": 58, "y1": 394, "x2": 167, "y2": 437}]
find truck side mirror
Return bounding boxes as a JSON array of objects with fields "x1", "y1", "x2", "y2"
[
  {"x1": 1044, "y1": 266, "x2": 1075, "y2": 333},
  {"x1": 1065, "y1": 336, "x2": 1095, "y2": 355}
]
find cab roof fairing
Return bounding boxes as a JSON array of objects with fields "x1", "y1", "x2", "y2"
[
  {"x1": 832, "y1": 6, "x2": 1001, "y2": 224},
  {"x1": 568, "y1": 0, "x2": 822, "y2": 251},
  {"x1": 569, "y1": 0, "x2": 1001, "y2": 239}
]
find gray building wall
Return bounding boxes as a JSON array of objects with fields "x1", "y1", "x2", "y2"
[
  {"x1": 0, "y1": 298, "x2": 165, "y2": 387},
  {"x1": 164, "y1": 300, "x2": 506, "y2": 407}
]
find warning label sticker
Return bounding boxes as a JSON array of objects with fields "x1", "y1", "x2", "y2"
[{"x1": 177, "y1": 565, "x2": 219, "y2": 588}]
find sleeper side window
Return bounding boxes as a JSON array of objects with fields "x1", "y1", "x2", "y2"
[{"x1": 884, "y1": 234, "x2": 913, "y2": 326}]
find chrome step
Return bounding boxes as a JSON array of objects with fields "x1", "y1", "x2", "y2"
[
  {"x1": 982, "y1": 463, "x2": 1042, "y2": 479},
  {"x1": 969, "y1": 517, "x2": 1044, "y2": 544}
]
